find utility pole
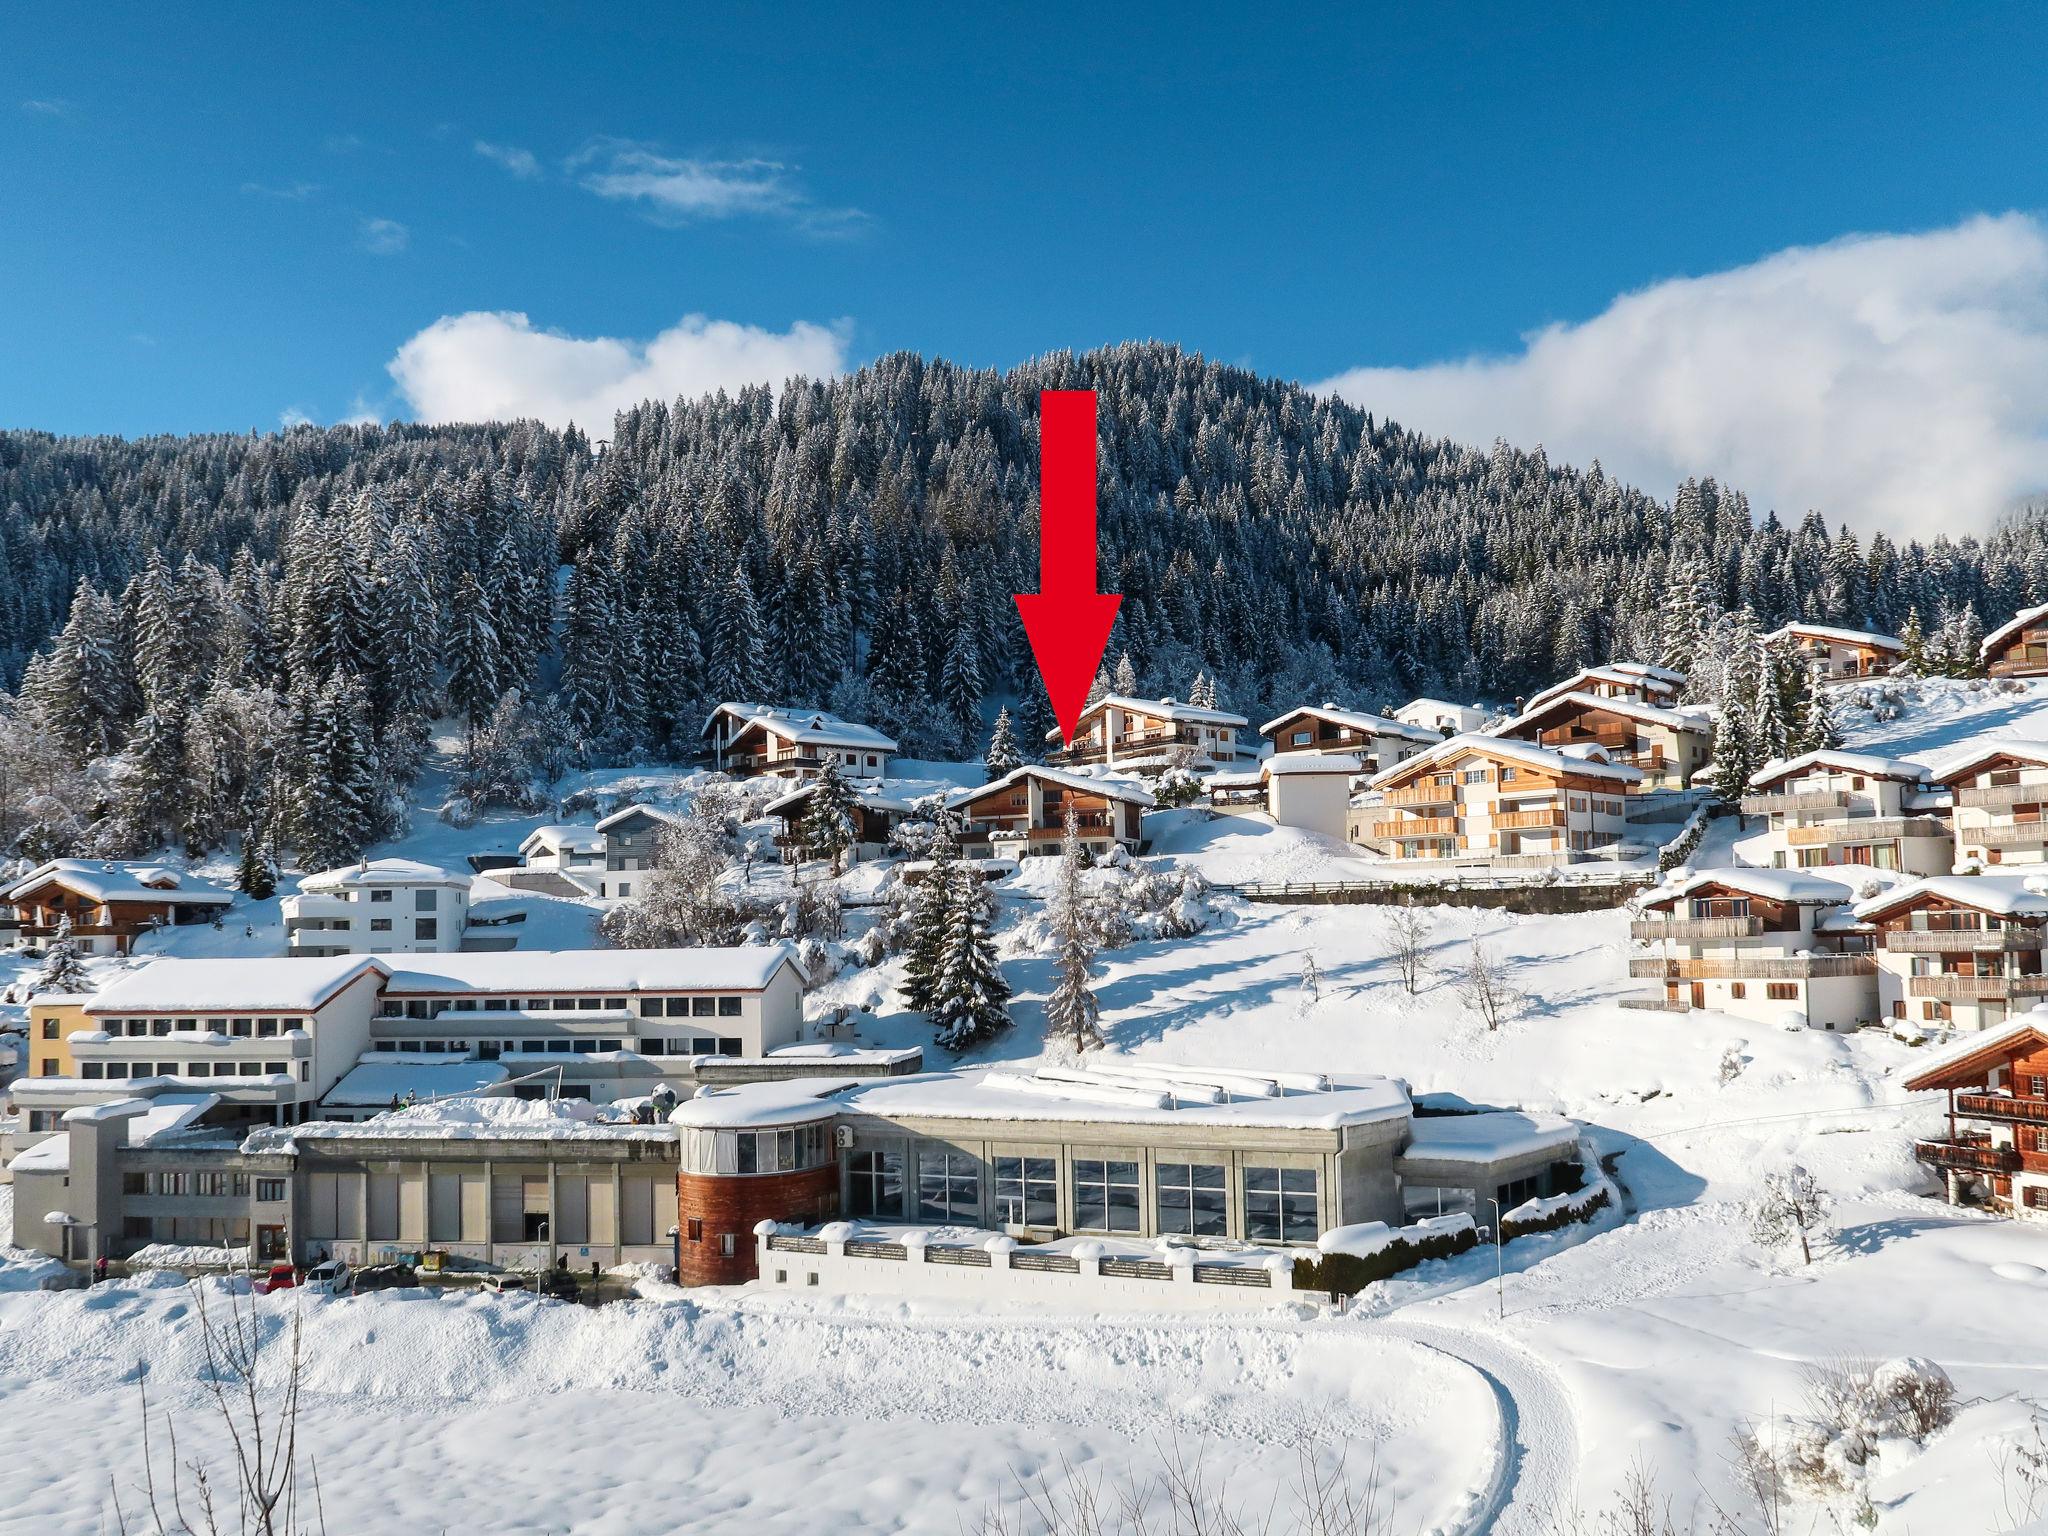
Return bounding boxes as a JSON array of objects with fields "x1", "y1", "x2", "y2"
[{"x1": 1487, "y1": 1197, "x2": 1504, "y2": 1321}]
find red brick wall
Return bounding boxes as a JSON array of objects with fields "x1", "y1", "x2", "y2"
[{"x1": 676, "y1": 1165, "x2": 840, "y2": 1286}]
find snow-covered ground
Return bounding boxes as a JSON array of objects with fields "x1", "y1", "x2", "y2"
[{"x1": 10, "y1": 680, "x2": 2048, "y2": 1532}]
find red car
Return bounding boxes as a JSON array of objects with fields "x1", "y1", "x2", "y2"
[{"x1": 251, "y1": 1262, "x2": 297, "y2": 1294}]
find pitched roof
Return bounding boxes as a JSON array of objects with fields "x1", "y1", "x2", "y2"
[
  {"x1": 1368, "y1": 732, "x2": 1645, "y2": 789},
  {"x1": 1497, "y1": 690, "x2": 1710, "y2": 737},
  {"x1": 1927, "y1": 739, "x2": 2048, "y2": 785},
  {"x1": 1640, "y1": 865, "x2": 1874, "y2": 911},
  {"x1": 1256, "y1": 703, "x2": 1440, "y2": 744},
  {"x1": 705, "y1": 703, "x2": 898, "y2": 753},
  {"x1": 519, "y1": 824, "x2": 605, "y2": 856},
  {"x1": 1982, "y1": 602, "x2": 2048, "y2": 659},
  {"x1": 7, "y1": 860, "x2": 234, "y2": 907},
  {"x1": 592, "y1": 803, "x2": 685, "y2": 835},
  {"x1": 1853, "y1": 873, "x2": 2048, "y2": 923},
  {"x1": 1902, "y1": 1011, "x2": 2048, "y2": 1091},
  {"x1": 84, "y1": 955, "x2": 388, "y2": 1015},
  {"x1": 1043, "y1": 695, "x2": 1248, "y2": 741},
  {"x1": 945, "y1": 763, "x2": 1158, "y2": 810},
  {"x1": 763, "y1": 783, "x2": 918, "y2": 817},
  {"x1": 1262, "y1": 752, "x2": 1363, "y2": 777},
  {"x1": 1524, "y1": 665, "x2": 1684, "y2": 713},
  {"x1": 380, "y1": 944, "x2": 805, "y2": 995},
  {"x1": 1746, "y1": 748, "x2": 1931, "y2": 789},
  {"x1": 1766, "y1": 621, "x2": 1904, "y2": 651},
  {"x1": 1608, "y1": 661, "x2": 1687, "y2": 685}
]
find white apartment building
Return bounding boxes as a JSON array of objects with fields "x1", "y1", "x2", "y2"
[
  {"x1": 282, "y1": 859, "x2": 472, "y2": 957},
  {"x1": 1934, "y1": 743, "x2": 2048, "y2": 869},
  {"x1": 1364, "y1": 736, "x2": 1642, "y2": 865},
  {"x1": 1740, "y1": 750, "x2": 1950, "y2": 875},
  {"x1": 1627, "y1": 867, "x2": 1880, "y2": 1030},
  {"x1": 1392, "y1": 698, "x2": 1490, "y2": 736},
  {"x1": 1857, "y1": 876, "x2": 2048, "y2": 1034}
]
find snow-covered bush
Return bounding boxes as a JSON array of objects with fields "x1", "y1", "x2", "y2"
[
  {"x1": 1151, "y1": 767, "x2": 1205, "y2": 808},
  {"x1": 1012, "y1": 861, "x2": 1218, "y2": 956},
  {"x1": 1748, "y1": 1165, "x2": 1830, "y2": 1265}
]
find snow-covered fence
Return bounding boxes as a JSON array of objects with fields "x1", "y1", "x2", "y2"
[
  {"x1": 1216, "y1": 870, "x2": 1653, "y2": 913},
  {"x1": 755, "y1": 1222, "x2": 1301, "y2": 1311}
]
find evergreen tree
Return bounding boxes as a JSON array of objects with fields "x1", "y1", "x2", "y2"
[
  {"x1": 1112, "y1": 651, "x2": 1139, "y2": 696},
  {"x1": 984, "y1": 707, "x2": 1022, "y2": 780},
  {"x1": 236, "y1": 828, "x2": 275, "y2": 899},
  {"x1": 802, "y1": 760, "x2": 859, "y2": 873},
  {"x1": 899, "y1": 815, "x2": 957, "y2": 1015},
  {"x1": 709, "y1": 561, "x2": 766, "y2": 703},
  {"x1": 1797, "y1": 659, "x2": 1844, "y2": 752},
  {"x1": 1044, "y1": 807, "x2": 1104, "y2": 1054},
  {"x1": 928, "y1": 858, "x2": 1011, "y2": 1052},
  {"x1": 1900, "y1": 607, "x2": 1928, "y2": 674}
]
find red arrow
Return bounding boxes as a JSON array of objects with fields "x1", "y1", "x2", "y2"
[{"x1": 1016, "y1": 390, "x2": 1122, "y2": 744}]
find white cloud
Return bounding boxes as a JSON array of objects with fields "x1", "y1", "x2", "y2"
[
  {"x1": 1316, "y1": 213, "x2": 2048, "y2": 541},
  {"x1": 386, "y1": 310, "x2": 852, "y2": 427},
  {"x1": 19, "y1": 98, "x2": 69, "y2": 116},
  {"x1": 569, "y1": 140, "x2": 865, "y2": 235},
  {"x1": 357, "y1": 216, "x2": 410, "y2": 255},
  {"x1": 474, "y1": 140, "x2": 541, "y2": 179},
  {"x1": 279, "y1": 406, "x2": 315, "y2": 429}
]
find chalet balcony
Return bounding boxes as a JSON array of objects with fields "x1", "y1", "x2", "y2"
[
  {"x1": 1884, "y1": 928, "x2": 2044, "y2": 952},
  {"x1": 1494, "y1": 808, "x2": 1566, "y2": 831},
  {"x1": 1784, "y1": 817, "x2": 1950, "y2": 847},
  {"x1": 1955, "y1": 1092, "x2": 2048, "y2": 1126},
  {"x1": 1627, "y1": 954, "x2": 1874, "y2": 981},
  {"x1": 1914, "y1": 1136, "x2": 2020, "y2": 1175},
  {"x1": 724, "y1": 751, "x2": 836, "y2": 774},
  {"x1": 1988, "y1": 657, "x2": 2048, "y2": 680},
  {"x1": 1617, "y1": 994, "x2": 1691, "y2": 1013},
  {"x1": 1629, "y1": 916, "x2": 1766, "y2": 942},
  {"x1": 1373, "y1": 816, "x2": 1458, "y2": 840},
  {"x1": 1740, "y1": 789, "x2": 1851, "y2": 815},
  {"x1": 1954, "y1": 782, "x2": 2048, "y2": 810},
  {"x1": 1973, "y1": 824, "x2": 2048, "y2": 848},
  {"x1": 1907, "y1": 973, "x2": 2048, "y2": 1001},
  {"x1": 1381, "y1": 784, "x2": 1458, "y2": 810}
]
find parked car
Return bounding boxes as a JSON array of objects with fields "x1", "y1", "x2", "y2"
[
  {"x1": 536, "y1": 1270, "x2": 580, "y2": 1302},
  {"x1": 251, "y1": 1262, "x2": 297, "y2": 1294},
  {"x1": 479, "y1": 1273, "x2": 529, "y2": 1294},
  {"x1": 354, "y1": 1262, "x2": 417, "y2": 1292},
  {"x1": 301, "y1": 1259, "x2": 352, "y2": 1296}
]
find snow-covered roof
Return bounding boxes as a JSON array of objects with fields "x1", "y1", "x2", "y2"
[
  {"x1": 249, "y1": 1095, "x2": 676, "y2": 1149},
  {"x1": 1042, "y1": 695, "x2": 1249, "y2": 743},
  {"x1": 1641, "y1": 866, "x2": 1874, "y2": 910},
  {"x1": 1498, "y1": 690, "x2": 1710, "y2": 737},
  {"x1": 519, "y1": 824, "x2": 606, "y2": 857},
  {"x1": 1766, "y1": 621, "x2": 1904, "y2": 651},
  {"x1": 1608, "y1": 661, "x2": 1687, "y2": 685},
  {"x1": 592, "y1": 803, "x2": 685, "y2": 835},
  {"x1": 380, "y1": 944, "x2": 804, "y2": 995},
  {"x1": 670, "y1": 1078, "x2": 858, "y2": 1129},
  {"x1": 1524, "y1": 666, "x2": 1683, "y2": 713},
  {"x1": 323, "y1": 1056, "x2": 511, "y2": 1107},
  {"x1": 1399, "y1": 1111, "x2": 1579, "y2": 1165},
  {"x1": 1368, "y1": 733, "x2": 1644, "y2": 789},
  {"x1": 1747, "y1": 748, "x2": 1931, "y2": 789},
  {"x1": 763, "y1": 783, "x2": 918, "y2": 817},
  {"x1": 1983, "y1": 603, "x2": 2048, "y2": 658},
  {"x1": 1903, "y1": 1007, "x2": 2048, "y2": 1090},
  {"x1": 84, "y1": 955, "x2": 387, "y2": 1016},
  {"x1": 299, "y1": 858, "x2": 467, "y2": 892},
  {"x1": 705, "y1": 702, "x2": 898, "y2": 753},
  {"x1": 13, "y1": 1092, "x2": 222, "y2": 1176},
  {"x1": 1927, "y1": 739, "x2": 2048, "y2": 784},
  {"x1": 1393, "y1": 698, "x2": 1487, "y2": 727},
  {"x1": 836, "y1": 1064, "x2": 1412, "y2": 1133},
  {"x1": 6, "y1": 860, "x2": 234, "y2": 907},
  {"x1": 1256, "y1": 704, "x2": 1441, "y2": 744},
  {"x1": 1854, "y1": 874, "x2": 2048, "y2": 923},
  {"x1": 945, "y1": 764, "x2": 1158, "y2": 810},
  {"x1": 1262, "y1": 752, "x2": 1363, "y2": 777}
]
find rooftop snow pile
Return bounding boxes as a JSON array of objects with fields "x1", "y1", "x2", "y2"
[{"x1": 85, "y1": 955, "x2": 385, "y2": 1015}]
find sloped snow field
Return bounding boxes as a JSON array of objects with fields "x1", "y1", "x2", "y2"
[{"x1": 11, "y1": 681, "x2": 2048, "y2": 1532}]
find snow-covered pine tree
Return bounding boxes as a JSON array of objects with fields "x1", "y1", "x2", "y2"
[
  {"x1": 1750, "y1": 632, "x2": 1788, "y2": 765},
  {"x1": 1798, "y1": 659, "x2": 1843, "y2": 752},
  {"x1": 1112, "y1": 651, "x2": 1138, "y2": 696},
  {"x1": 31, "y1": 916, "x2": 92, "y2": 995},
  {"x1": 1713, "y1": 631, "x2": 1761, "y2": 808},
  {"x1": 1899, "y1": 607, "x2": 1927, "y2": 674},
  {"x1": 929, "y1": 857, "x2": 1011, "y2": 1052},
  {"x1": 898, "y1": 816, "x2": 957, "y2": 1015},
  {"x1": 1044, "y1": 807, "x2": 1104, "y2": 1054},
  {"x1": 709, "y1": 561, "x2": 766, "y2": 703},
  {"x1": 445, "y1": 570, "x2": 503, "y2": 730},
  {"x1": 802, "y1": 760, "x2": 859, "y2": 873},
  {"x1": 236, "y1": 827, "x2": 275, "y2": 899},
  {"x1": 984, "y1": 707, "x2": 1022, "y2": 780}
]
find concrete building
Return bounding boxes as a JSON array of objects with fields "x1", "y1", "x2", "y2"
[
  {"x1": 1259, "y1": 753, "x2": 1362, "y2": 843},
  {"x1": 1741, "y1": 750, "x2": 1950, "y2": 874},
  {"x1": 1933, "y1": 742, "x2": 2048, "y2": 868},
  {"x1": 1626, "y1": 867, "x2": 1880, "y2": 1030},
  {"x1": 283, "y1": 859, "x2": 472, "y2": 957},
  {"x1": 591, "y1": 804, "x2": 683, "y2": 900}
]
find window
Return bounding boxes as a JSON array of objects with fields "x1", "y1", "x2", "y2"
[
  {"x1": 718, "y1": 1037, "x2": 743, "y2": 1056},
  {"x1": 416, "y1": 919, "x2": 438, "y2": 942},
  {"x1": 371, "y1": 918, "x2": 392, "y2": 932},
  {"x1": 1730, "y1": 983, "x2": 1747, "y2": 999},
  {"x1": 38, "y1": 1059, "x2": 56, "y2": 1076},
  {"x1": 640, "y1": 999, "x2": 663, "y2": 1018},
  {"x1": 917, "y1": 1148, "x2": 981, "y2": 1223},
  {"x1": 151, "y1": 1020, "x2": 172, "y2": 1036},
  {"x1": 687, "y1": 1218, "x2": 704, "y2": 1242},
  {"x1": 370, "y1": 889, "x2": 392, "y2": 903},
  {"x1": 659, "y1": 998, "x2": 686, "y2": 1017},
  {"x1": 1073, "y1": 1159, "x2": 1141, "y2": 1232},
  {"x1": 1156, "y1": 1162, "x2": 1227, "y2": 1236},
  {"x1": 1766, "y1": 983, "x2": 1798, "y2": 1001},
  {"x1": 691, "y1": 1036, "x2": 717, "y2": 1054},
  {"x1": 232, "y1": 1020, "x2": 252, "y2": 1037},
  {"x1": 1924, "y1": 1001, "x2": 1950, "y2": 1021},
  {"x1": 154, "y1": 1172, "x2": 187, "y2": 1196},
  {"x1": 415, "y1": 890, "x2": 437, "y2": 912},
  {"x1": 122, "y1": 1171, "x2": 147, "y2": 1195},
  {"x1": 1244, "y1": 1167, "x2": 1319, "y2": 1243},
  {"x1": 720, "y1": 1233, "x2": 736, "y2": 1257},
  {"x1": 40, "y1": 1018, "x2": 58, "y2": 1040},
  {"x1": 81, "y1": 1062, "x2": 103, "y2": 1078},
  {"x1": 692, "y1": 997, "x2": 717, "y2": 1018},
  {"x1": 2031, "y1": 1076, "x2": 2048, "y2": 1099},
  {"x1": 257, "y1": 1019, "x2": 279, "y2": 1037},
  {"x1": 994, "y1": 1156, "x2": 1057, "y2": 1227},
  {"x1": 718, "y1": 996, "x2": 743, "y2": 1018}
]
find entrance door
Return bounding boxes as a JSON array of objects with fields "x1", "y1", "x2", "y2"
[{"x1": 1689, "y1": 983, "x2": 1706, "y2": 1009}]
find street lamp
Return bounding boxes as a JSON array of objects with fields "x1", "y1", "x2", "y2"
[{"x1": 1485, "y1": 1197, "x2": 1504, "y2": 1321}]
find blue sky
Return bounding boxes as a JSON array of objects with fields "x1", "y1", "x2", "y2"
[{"x1": 5, "y1": 3, "x2": 2048, "y2": 527}]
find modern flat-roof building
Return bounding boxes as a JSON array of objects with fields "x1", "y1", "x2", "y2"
[{"x1": 283, "y1": 859, "x2": 472, "y2": 957}]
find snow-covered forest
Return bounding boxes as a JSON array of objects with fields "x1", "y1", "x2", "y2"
[{"x1": 1, "y1": 340, "x2": 2043, "y2": 872}]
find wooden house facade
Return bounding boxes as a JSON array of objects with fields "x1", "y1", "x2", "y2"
[
  {"x1": 1904, "y1": 1020, "x2": 2048, "y2": 1216},
  {"x1": 946, "y1": 766, "x2": 1155, "y2": 859}
]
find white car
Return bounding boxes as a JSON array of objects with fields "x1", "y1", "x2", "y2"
[
  {"x1": 301, "y1": 1259, "x2": 352, "y2": 1296},
  {"x1": 479, "y1": 1273, "x2": 529, "y2": 1295}
]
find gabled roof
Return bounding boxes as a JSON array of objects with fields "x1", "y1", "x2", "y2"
[
  {"x1": 1044, "y1": 695, "x2": 1248, "y2": 742},
  {"x1": 1368, "y1": 732, "x2": 1644, "y2": 789},
  {"x1": 1608, "y1": 661, "x2": 1686, "y2": 685},
  {"x1": 1498, "y1": 690, "x2": 1711, "y2": 738},
  {"x1": 764, "y1": 783, "x2": 919, "y2": 817},
  {"x1": 1747, "y1": 749, "x2": 1931, "y2": 790},
  {"x1": 7, "y1": 860, "x2": 234, "y2": 907},
  {"x1": 592, "y1": 803, "x2": 685, "y2": 835},
  {"x1": 1766, "y1": 621, "x2": 1904, "y2": 651},
  {"x1": 1257, "y1": 703, "x2": 1441, "y2": 745},
  {"x1": 1853, "y1": 873, "x2": 2048, "y2": 924},
  {"x1": 1903, "y1": 1011, "x2": 2048, "y2": 1091},
  {"x1": 1524, "y1": 665, "x2": 1684, "y2": 714},
  {"x1": 84, "y1": 955, "x2": 389, "y2": 1015},
  {"x1": 1262, "y1": 752, "x2": 1363, "y2": 778},
  {"x1": 1927, "y1": 739, "x2": 2048, "y2": 786},
  {"x1": 1640, "y1": 866, "x2": 1873, "y2": 911},
  {"x1": 1982, "y1": 603, "x2": 2048, "y2": 659},
  {"x1": 519, "y1": 824, "x2": 605, "y2": 857},
  {"x1": 945, "y1": 763, "x2": 1158, "y2": 810},
  {"x1": 704, "y1": 702, "x2": 898, "y2": 753}
]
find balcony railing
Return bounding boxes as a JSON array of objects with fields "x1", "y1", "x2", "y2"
[
  {"x1": 1373, "y1": 816, "x2": 1458, "y2": 840},
  {"x1": 1784, "y1": 817, "x2": 1948, "y2": 846},
  {"x1": 1381, "y1": 784, "x2": 1457, "y2": 809},
  {"x1": 1974, "y1": 824, "x2": 2048, "y2": 848},
  {"x1": 1629, "y1": 916, "x2": 1766, "y2": 941},
  {"x1": 1627, "y1": 954, "x2": 1874, "y2": 981},
  {"x1": 1495, "y1": 808, "x2": 1567, "y2": 831},
  {"x1": 1907, "y1": 973, "x2": 2048, "y2": 1000},
  {"x1": 1618, "y1": 995, "x2": 1691, "y2": 1013},
  {"x1": 1955, "y1": 782, "x2": 2048, "y2": 811},
  {"x1": 1914, "y1": 1137, "x2": 2020, "y2": 1174},
  {"x1": 1955, "y1": 1092, "x2": 2048, "y2": 1125},
  {"x1": 1741, "y1": 789, "x2": 1851, "y2": 815},
  {"x1": 1884, "y1": 929, "x2": 2043, "y2": 952}
]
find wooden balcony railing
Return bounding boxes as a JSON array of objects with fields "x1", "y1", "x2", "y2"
[
  {"x1": 1907, "y1": 973, "x2": 2048, "y2": 1001},
  {"x1": 1955, "y1": 1092, "x2": 2048, "y2": 1125},
  {"x1": 1629, "y1": 916, "x2": 1766, "y2": 941},
  {"x1": 1914, "y1": 1137, "x2": 2020, "y2": 1174},
  {"x1": 1884, "y1": 929, "x2": 2044, "y2": 953},
  {"x1": 1495, "y1": 808, "x2": 1566, "y2": 831},
  {"x1": 1373, "y1": 816, "x2": 1458, "y2": 840},
  {"x1": 1975, "y1": 824, "x2": 2048, "y2": 848},
  {"x1": 1627, "y1": 954, "x2": 1874, "y2": 981},
  {"x1": 1741, "y1": 789, "x2": 1851, "y2": 815},
  {"x1": 1954, "y1": 782, "x2": 2048, "y2": 811},
  {"x1": 1381, "y1": 784, "x2": 1457, "y2": 809},
  {"x1": 1785, "y1": 817, "x2": 1949, "y2": 846}
]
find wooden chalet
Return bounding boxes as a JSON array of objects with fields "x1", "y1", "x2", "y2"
[
  {"x1": 702, "y1": 703, "x2": 897, "y2": 781},
  {"x1": 1854, "y1": 876, "x2": 2048, "y2": 1034},
  {"x1": 1764, "y1": 622, "x2": 1903, "y2": 683},
  {"x1": 945, "y1": 766, "x2": 1155, "y2": 859},
  {"x1": 5, "y1": 860, "x2": 233, "y2": 957},
  {"x1": 1521, "y1": 662, "x2": 1684, "y2": 717},
  {"x1": 1903, "y1": 1018, "x2": 2048, "y2": 1215},
  {"x1": 1981, "y1": 603, "x2": 2048, "y2": 679},
  {"x1": 1933, "y1": 742, "x2": 2048, "y2": 867},
  {"x1": 1045, "y1": 695, "x2": 1250, "y2": 773},
  {"x1": 1741, "y1": 749, "x2": 1949, "y2": 875},
  {"x1": 1493, "y1": 691, "x2": 1712, "y2": 792},
  {"x1": 1258, "y1": 704, "x2": 1439, "y2": 773},
  {"x1": 1363, "y1": 735, "x2": 1642, "y2": 864},
  {"x1": 766, "y1": 783, "x2": 916, "y2": 865}
]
